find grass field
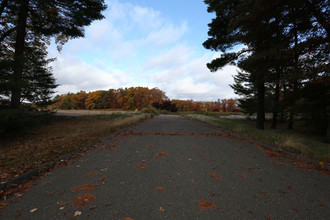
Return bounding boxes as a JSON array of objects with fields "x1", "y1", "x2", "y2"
[
  {"x1": 0, "y1": 112, "x2": 151, "y2": 183},
  {"x1": 185, "y1": 113, "x2": 330, "y2": 162}
]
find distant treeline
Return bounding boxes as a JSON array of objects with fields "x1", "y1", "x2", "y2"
[{"x1": 50, "y1": 87, "x2": 239, "y2": 112}]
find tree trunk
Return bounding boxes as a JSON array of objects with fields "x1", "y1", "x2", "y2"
[
  {"x1": 271, "y1": 70, "x2": 280, "y2": 129},
  {"x1": 10, "y1": 0, "x2": 29, "y2": 109},
  {"x1": 326, "y1": 116, "x2": 330, "y2": 143},
  {"x1": 287, "y1": 110, "x2": 294, "y2": 129},
  {"x1": 256, "y1": 73, "x2": 265, "y2": 130}
]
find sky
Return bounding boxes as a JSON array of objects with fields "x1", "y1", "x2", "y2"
[{"x1": 48, "y1": 0, "x2": 238, "y2": 101}]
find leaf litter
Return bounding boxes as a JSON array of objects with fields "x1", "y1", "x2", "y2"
[{"x1": 198, "y1": 199, "x2": 218, "y2": 210}]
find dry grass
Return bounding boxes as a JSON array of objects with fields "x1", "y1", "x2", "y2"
[
  {"x1": 186, "y1": 114, "x2": 330, "y2": 162},
  {"x1": 0, "y1": 113, "x2": 150, "y2": 183}
]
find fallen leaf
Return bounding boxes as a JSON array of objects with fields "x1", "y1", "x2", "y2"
[
  {"x1": 207, "y1": 173, "x2": 221, "y2": 181},
  {"x1": 270, "y1": 160, "x2": 288, "y2": 166},
  {"x1": 159, "y1": 206, "x2": 165, "y2": 212},
  {"x1": 145, "y1": 145, "x2": 153, "y2": 147},
  {"x1": 96, "y1": 148, "x2": 104, "y2": 152},
  {"x1": 135, "y1": 164, "x2": 148, "y2": 169},
  {"x1": 59, "y1": 207, "x2": 64, "y2": 210},
  {"x1": 87, "y1": 172, "x2": 98, "y2": 176},
  {"x1": 73, "y1": 193, "x2": 96, "y2": 210},
  {"x1": 156, "y1": 152, "x2": 168, "y2": 158},
  {"x1": 279, "y1": 190, "x2": 286, "y2": 194},
  {"x1": 123, "y1": 218, "x2": 135, "y2": 220},
  {"x1": 15, "y1": 193, "x2": 23, "y2": 197},
  {"x1": 30, "y1": 208, "x2": 37, "y2": 213},
  {"x1": 266, "y1": 216, "x2": 273, "y2": 220},
  {"x1": 155, "y1": 187, "x2": 166, "y2": 191},
  {"x1": 0, "y1": 203, "x2": 7, "y2": 211},
  {"x1": 235, "y1": 174, "x2": 246, "y2": 178},
  {"x1": 192, "y1": 145, "x2": 203, "y2": 148},
  {"x1": 198, "y1": 199, "x2": 217, "y2": 210},
  {"x1": 71, "y1": 183, "x2": 95, "y2": 193},
  {"x1": 74, "y1": 210, "x2": 82, "y2": 217},
  {"x1": 105, "y1": 202, "x2": 113, "y2": 207},
  {"x1": 89, "y1": 205, "x2": 97, "y2": 210},
  {"x1": 260, "y1": 190, "x2": 268, "y2": 196},
  {"x1": 131, "y1": 140, "x2": 137, "y2": 143},
  {"x1": 43, "y1": 182, "x2": 54, "y2": 186}
]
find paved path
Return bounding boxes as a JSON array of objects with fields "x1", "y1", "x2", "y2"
[{"x1": 1, "y1": 115, "x2": 329, "y2": 219}]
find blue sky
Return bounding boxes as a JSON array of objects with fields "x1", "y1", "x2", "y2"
[{"x1": 49, "y1": 0, "x2": 238, "y2": 101}]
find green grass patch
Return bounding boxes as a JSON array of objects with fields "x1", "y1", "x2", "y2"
[{"x1": 185, "y1": 114, "x2": 330, "y2": 162}]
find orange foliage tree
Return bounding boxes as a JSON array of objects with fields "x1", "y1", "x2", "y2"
[{"x1": 49, "y1": 87, "x2": 239, "y2": 112}]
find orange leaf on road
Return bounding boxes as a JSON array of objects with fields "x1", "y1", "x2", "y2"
[
  {"x1": 236, "y1": 174, "x2": 246, "y2": 178},
  {"x1": 87, "y1": 172, "x2": 98, "y2": 176},
  {"x1": 135, "y1": 164, "x2": 148, "y2": 169},
  {"x1": 270, "y1": 160, "x2": 288, "y2": 166},
  {"x1": 71, "y1": 183, "x2": 95, "y2": 193},
  {"x1": 198, "y1": 199, "x2": 217, "y2": 210},
  {"x1": 192, "y1": 145, "x2": 203, "y2": 148},
  {"x1": 207, "y1": 173, "x2": 221, "y2": 181},
  {"x1": 156, "y1": 152, "x2": 168, "y2": 158},
  {"x1": 154, "y1": 187, "x2": 166, "y2": 191},
  {"x1": 73, "y1": 193, "x2": 96, "y2": 210}
]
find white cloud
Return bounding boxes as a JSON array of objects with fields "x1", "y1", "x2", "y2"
[
  {"x1": 144, "y1": 44, "x2": 192, "y2": 71},
  {"x1": 48, "y1": 0, "x2": 238, "y2": 101},
  {"x1": 144, "y1": 50, "x2": 237, "y2": 100},
  {"x1": 52, "y1": 55, "x2": 133, "y2": 94}
]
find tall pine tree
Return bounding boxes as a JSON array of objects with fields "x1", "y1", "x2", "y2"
[{"x1": 0, "y1": 0, "x2": 107, "y2": 108}]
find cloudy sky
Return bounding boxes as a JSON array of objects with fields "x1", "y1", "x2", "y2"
[{"x1": 48, "y1": 0, "x2": 238, "y2": 101}]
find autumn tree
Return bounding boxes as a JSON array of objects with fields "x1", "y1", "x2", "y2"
[
  {"x1": 0, "y1": 0, "x2": 107, "y2": 108},
  {"x1": 85, "y1": 90, "x2": 105, "y2": 110},
  {"x1": 71, "y1": 91, "x2": 88, "y2": 109}
]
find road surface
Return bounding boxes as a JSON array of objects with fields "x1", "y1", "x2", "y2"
[{"x1": 1, "y1": 115, "x2": 329, "y2": 219}]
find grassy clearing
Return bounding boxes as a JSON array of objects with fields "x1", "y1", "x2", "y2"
[
  {"x1": 186, "y1": 114, "x2": 330, "y2": 162},
  {"x1": 0, "y1": 113, "x2": 151, "y2": 183}
]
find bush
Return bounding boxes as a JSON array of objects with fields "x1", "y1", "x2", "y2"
[
  {"x1": 152, "y1": 100, "x2": 178, "y2": 112},
  {"x1": 0, "y1": 108, "x2": 54, "y2": 133},
  {"x1": 140, "y1": 106, "x2": 159, "y2": 115}
]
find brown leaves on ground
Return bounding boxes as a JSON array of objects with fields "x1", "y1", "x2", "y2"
[
  {"x1": 73, "y1": 193, "x2": 96, "y2": 210},
  {"x1": 0, "y1": 202, "x2": 7, "y2": 212},
  {"x1": 123, "y1": 218, "x2": 135, "y2": 220},
  {"x1": 156, "y1": 152, "x2": 168, "y2": 158},
  {"x1": 207, "y1": 173, "x2": 221, "y2": 181},
  {"x1": 87, "y1": 172, "x2": 98, "y2": 176},
  {"x1": 236, "y1": 174, "x2": 246, "y2": 178},
  {"x1": 192, "y1": 145, "x2": 203, "y2": 148},
  {"x1": 0, "y1": 114, "x2": 146, "y2": 184},
  {"x1": 256, "y1": 144, "x2": 329, "y2": 175},
  {"x1": 145, "y1": 144, "x2": 153, "y2": 147},
  {"x1": 260, "y1": 190, "x2": 268, "y2": 196},
  {"x1": 154, "y1": 187, "x2": 166, "y2": 191},
  {"x1": 270, "y1": 160, "x2": 289, "y2": 166},
  {"x1": 198, "y1": 199, "x2": 218, "y2": 210},
  {"x1": 71, "y1": 183, "x2": 95, "y2": 193},
  {"x1": 135, "y1": 164, "x2": 149, "y2": 169},
  {"x1": 42, "y1": 181, "x2": 54, "y2": 186}
]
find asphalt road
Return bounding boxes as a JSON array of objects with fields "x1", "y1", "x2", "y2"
[{"x1": 1, "y1": 115, "x2": 329, "y2": 219}]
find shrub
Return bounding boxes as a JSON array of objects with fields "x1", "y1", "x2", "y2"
[{"x1": 140, "y1": 106, "x2": 159, "y2": 115}]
